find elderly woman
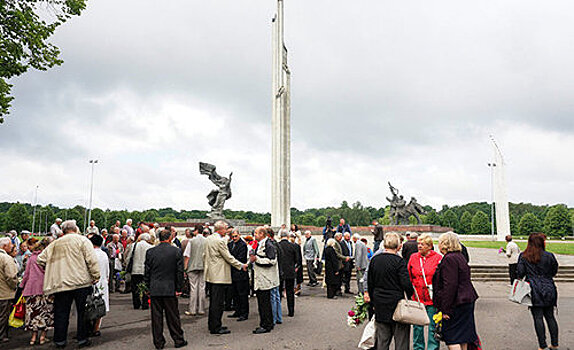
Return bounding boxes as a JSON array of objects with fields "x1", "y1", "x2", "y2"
[
  {"x1": 89, "y1": 235, "x2": 109, "y2": 336},
  {"x1": 324, "y1": 238, "x2": 342, "y2": 299},
  {"x1": 432, "y1": 232, "x2": 478, "y2": 350},
  {"x1": 408, "y1": 233, "x2": 442, "y2": 350},
  {"x1": 364, "y1": 232, "x2": 414, "y2": 350},
  {"x1": 517, "y1": 233, "x2": 559, "y2": 350},
  {"x1": 20, "y1": 238, "x2": 53, "y2": 345},
  {"x1": 128, "y1": 233, "x2": 153, "y2": 310}
]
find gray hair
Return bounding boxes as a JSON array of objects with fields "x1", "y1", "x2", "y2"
[
  {"x1": 214, "y1": 220, "x2": 228, "y2": 232},
  {"x1": 55, "y1": 218, "x2": 62, "y2": 223},
  {"x1": 334, "y1": 232, "x2": 343, "y2": 239},
  {"x1": 352, "y1": 233, "x2": 361, "y2": 240},
  {"x1": 113, "y1": 234, "x2": 120, "y2": 240},
  {"x1": 126, "y1": 219, "x2": 132, "y2": 224},
  {"x1": 304, "y1": 230, "x2": 312, "y2": 236},
  {"x1": 139, "y1": 233, "x2": 151, "y2": 242},
  {"x1": 409, "y1": 232, "x2": 419, "y2": 239},
  {"x1": 383, "y1": 232, "x2": 400, "y2": 250},
  {"x1": 0, "y1": 237, "x2": 11, "y2": 248},
  {"x1": 61, "y1": 220, "x2": 78, "y2": 233},
  {"x1": 325, "y1": 238, "x2": 337, "y2": 248}
]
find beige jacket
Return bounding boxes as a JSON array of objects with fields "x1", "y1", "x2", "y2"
[
  {"x1": 37, "y1": 233, "x2": 101, "y2": 295},
  {"x1": 203, "y1": 233, "x2": 243, "y2": 284},
  {"x1": 0, "y1": 249, "x2": 18, "y2": 300},
  {"x1": 253, "y1": 238, "x2": 280, "y2": 291}
]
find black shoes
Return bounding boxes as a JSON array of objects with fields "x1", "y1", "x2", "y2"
[
  {"x1": 175, "y1": 340, "x2": 188, "y2": 348},
  {"x1": 78, "y1": 339, "x2": 92, "y2": 348},
  {"x1": 227, "y1": 313, "x2": 240, "y2": 318},
  {"x1": 253, "y1": 327, "x2": 272, "y2": 334},
  {"x1": 237, "y1": 316, "x2": 248, "y2": 321},
  {"x1": 210, "y1": 328, "x2": 231, "y2": 335}
]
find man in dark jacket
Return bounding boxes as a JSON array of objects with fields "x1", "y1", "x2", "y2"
[
  {"x1": 339, "y1": 232, "x2": 354, "y2": 294},
  {"x1": 227, "y1": 229, "x2": 249, "y2": 321},
  {"x1": 372, "y1": 220, "x2": 384, "y2": 253},
  {"x1": 144, "y1": 229, "x2": 187, "y2": 350},
  {"x1": 277, "y1": 232, "x2": 299, "y2": 317},
  {"x1": 401, "y1": 232, "x2": 418, "y2": 263}
]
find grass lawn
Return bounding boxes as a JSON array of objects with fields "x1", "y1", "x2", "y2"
[{"x1": 459, "y1": 240, "x2": 574, "y2": 256}]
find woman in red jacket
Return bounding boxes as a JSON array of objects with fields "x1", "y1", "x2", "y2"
[{"x1": 408, "y1": 233, "x2": 442, "y2": 350}]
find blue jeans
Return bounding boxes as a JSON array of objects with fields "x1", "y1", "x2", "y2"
[
  {"x1": 413, "y1": 305, "x2": 440, "y2": 350},
  {"x1": 270, "y1": 287, "x2": 282, "y2": 324}
]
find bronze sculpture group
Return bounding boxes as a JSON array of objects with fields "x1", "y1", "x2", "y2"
[{"x1": 386, "y1": 182, "x2": 427, "y2": 225}]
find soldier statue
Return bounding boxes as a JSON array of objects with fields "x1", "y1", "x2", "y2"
[{"x1": 199, "y1": 162, "x2": 232, "y2": 219}]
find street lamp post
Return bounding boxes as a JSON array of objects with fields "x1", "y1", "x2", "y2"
[
  {"x1": 487, "y1": 163, "x2": 496, "y2": 241},
  {"x1": 31, "y1": 185, "x2": 39, "y2": 233},
  {"x1": 87, "y1": 160, "x2": 98, "y2": 231}
]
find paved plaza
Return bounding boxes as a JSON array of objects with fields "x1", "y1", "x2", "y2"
[{"x1": 5, "y1": 281, "x2": 573, "y2": 350}]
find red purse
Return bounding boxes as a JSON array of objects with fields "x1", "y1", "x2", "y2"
[{"x1": 13, "y1": 296, "x2": 25, "y2": 320}]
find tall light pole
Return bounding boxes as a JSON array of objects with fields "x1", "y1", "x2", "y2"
[
  {"x1": 487, "y1": 163, "x2": 496, "y2": 241},
  {"x1": 31, "y1": 185, "x2": 39, "y2": 233},
  {"x1": 87, "y1": 160, "x2": 98, "y2": 231}
]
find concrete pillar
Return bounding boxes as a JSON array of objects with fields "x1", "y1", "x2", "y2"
[{"x1": 271, "y1": 0, "x2": 291, "y2": 228}]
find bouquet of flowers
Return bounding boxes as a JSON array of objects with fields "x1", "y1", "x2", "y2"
[
  {"x1": 498, "y1": 247, "x2": 506, "y2": 254},
  {"x1": 346, "y1": 294, "x2": 369, "y2": 327}
]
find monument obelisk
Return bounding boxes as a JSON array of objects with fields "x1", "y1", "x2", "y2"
[{"x1": 271, "y1": 0, "x2": 291, "y2": 228}]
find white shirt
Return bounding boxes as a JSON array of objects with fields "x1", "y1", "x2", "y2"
[{"x1": 506, "y1": 241, "x2": 520, "y2": 264}]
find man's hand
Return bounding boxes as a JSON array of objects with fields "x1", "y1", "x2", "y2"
[
  {"x1": 345, "y1": 257, "x2": 350, "y2": 262},
  {"x1": 249, "y1": 255, "x2": 257, "y2": 263},
  {"x1": 443, "y1": 314, "x2": 450, "y2": 320},
  {"x1": 92, "y1": 279, "x2": 99, "y2": 285},
  {"x1": 242, "y1": 264, "x2": 248, "y2": 271}
]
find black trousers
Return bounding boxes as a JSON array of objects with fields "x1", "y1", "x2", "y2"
[
  {"x1": 0, "y1": 300, "x2": 11, "y2": 339},
  {"x1": 280, "y1": 278, "x2": 295, "y2": 316},
  {"x1": 306, "y1": 260, "x2": 318, "y2": 284},
  {"x1": 150, "y1": 297, "x2": 185, "y2": 349},
  {"x1": 508, "y1": 263, "x2": 518, "y2": 284},
  {"x1": 231, "y1": 279, "x2": 250, "y2": 318},
  {"x1": 208, "y1": 283, "x2": 228, "y2": 332},
  {"x1": 256, "y1": 289, "x2": 273, "y2": 330},
  {"x1": 326, "y1": 284, "x2": 338, "y2": 299},
  {"x1": 131, "y1": 274, "x2": 149, "y2": 309},
  {"x1": 342, "y1": 268, "x2": 352, "y2": 292},
  {"x1": 224, "y1": 285, "x2": 234, "y2": 311},
  {"x1": 53, "y1": 286, "x2": 91, "y2": 345},
  {"x1": 530, "y1": 306, "x2": 559, "y2": 349}
]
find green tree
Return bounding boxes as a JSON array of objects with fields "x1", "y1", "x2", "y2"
[
  {"x1": 471, "y1": 210, "x2": 490, "y2": 235},
  {"x1": 441, "y1": 210, "x2": 459, "y2": 231},
  {"x1": 5, "y1": 202, "x2": 30, "y2": 232},
  {"x1": 459, "y1": 211, "x2": 472, "y2": 234},
  {"x1": 0, "y1": 0, "x2": 88, "y2": 122},
  {"x1": 518, "y1": 212, "x2": 542, "y2": 235},
  {"x1": 315, "y1": 215, "x2": 327, "y2": 227},
  {"x1": 543, "y1": 205, "x2": 572, "y2": 237},
  {"x1": 423, "y1": 210, "x2": 441, "y2": 225}
]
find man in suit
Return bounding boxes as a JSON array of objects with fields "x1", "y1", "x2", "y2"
[
  {"x1": 203, "y1": 221, "x2": 247, "y2": 335},
  {"x1": 333, "y1": 232, "x2": 350, "y2": 295},
  {"x1": 144, "y1": 229, "x2": 187, "y2": 350},
  {"x1": 340, "y1": 232, "x2": 354, "y2": 294},
  {"x1": 277, "y1": 231, "x2": 298, "y2": 317},
  {"x1": 227, "y1": 229, "x2": 249, "y2": 321},
  {"x1": 353, "y1": 234, "x2": 369, "y2": 295},
  {"x1": 401, "y1": 232, "x2": 419, "y2": 263}
]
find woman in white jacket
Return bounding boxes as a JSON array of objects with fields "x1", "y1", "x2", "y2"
[{"x1": 89, "y1": 235, "x2": 109, "y2": 337}]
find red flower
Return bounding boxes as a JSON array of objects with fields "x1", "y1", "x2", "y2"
[{"x1": 348, "y1": 310, "x2": 356, "y2": 317}]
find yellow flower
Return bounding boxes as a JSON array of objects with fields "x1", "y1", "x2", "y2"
[{"x1": 433, "y1": 312, "x2": 443, "y2": 323}]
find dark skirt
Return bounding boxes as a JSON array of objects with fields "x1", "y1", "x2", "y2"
[{"x1": 442, "y1": 302, "x2": 478, "y2": 345}]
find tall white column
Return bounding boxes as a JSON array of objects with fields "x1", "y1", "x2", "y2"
[
  {"x1": 491, "y1": 136, "x2": 511, "y2": 241},
  {"x1": 271, "y1": 0, "x2": 291, "y2": 228}
]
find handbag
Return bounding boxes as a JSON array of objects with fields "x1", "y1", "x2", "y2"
[
  {"x1": 314, "y1": 260, "x2": 323, "y2": 275},
  {"x1": 392, "y1": 289, "x2": 430, "y2": 326},
  {"x1": 509, "y1": 277, "x2": 532, "y2": 306},
  {"x1": 13, "y1": 294, "x2": 25, "y2": 320},
  {"x1": 357, "y1": 315, "x2": 376, "y2": 349},
  {"x1": 85, "y1": 286, "x2": 107, "y2": 322}
]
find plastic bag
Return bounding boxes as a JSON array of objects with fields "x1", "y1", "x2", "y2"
[
  {"x1": 358, "y1": 316, "x2": 376, "y2": 349},
  {"x1": 9, "y1": 296, "x2": 25, "y2": 329}
]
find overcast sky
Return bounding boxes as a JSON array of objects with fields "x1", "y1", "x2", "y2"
[{"x1": 2, "y1": 0, "x2": 574, "y2": 213}]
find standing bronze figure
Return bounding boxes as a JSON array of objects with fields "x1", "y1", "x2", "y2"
[{"x1": 199, "y1": 162, "x2": 232, "y2": 219}]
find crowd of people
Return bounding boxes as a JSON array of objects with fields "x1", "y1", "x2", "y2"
[{"x1": 0, "y1": 217, "x2": 562, "y2": 350}]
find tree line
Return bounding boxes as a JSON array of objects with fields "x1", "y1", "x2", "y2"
[{"x1": 1, "y1": 200, "x2": 572, "y2": 237}]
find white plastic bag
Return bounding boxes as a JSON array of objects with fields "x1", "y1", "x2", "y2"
[
  {"x1": 358, "y1": 316, "x2": 376, "y2": 349},
  {"x1": 509, "y1": 278, "x2": 532, "y2": 306}
]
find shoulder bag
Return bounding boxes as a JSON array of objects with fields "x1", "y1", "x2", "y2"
[
  {"x1": 420, "y1": 257, "x2": 433, "y2": 299},
  {"x1": 392, "y1": 288, "x2": 430, "y2": 326}
]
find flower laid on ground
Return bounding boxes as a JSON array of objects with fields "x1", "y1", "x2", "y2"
[{"x1": 346, "y1": 294, "x2": 369, "y2": 327}]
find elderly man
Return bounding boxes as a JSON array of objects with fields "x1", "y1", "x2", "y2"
[
  {"x1": 227, "y1": 228, "x2": 249, "y2": 321},
  {"x1": 87, "y1": 220, "x2": 99, "y2": 235},
  {"x1": 127, "y1": 233, "x2": 153, "y2": 310},
  {"x1": 203, "y1": 221, "x2": 247, "y2": 335},
  {"x1": 401, "y1": 232, "x2": 419, "y2": 263},
  {"x1": 107, "y1": 233, "x2": 124, "y2": 292},
  {"x1": 50, "y1": 218, "x2": 63, "y2": 239},
  {"x1": 303, "y1": 230, "x2": 320, "y2": 287},
  {"x1": 336, "y1": 218, "x2": 352, "y2": 234},
  {"x1": 277, "y1": 231, "x2": 298, "y2": 317},
  {"x1": 353, "y1": 234, "x2": 369, "y2": 295},
  {"x1": 123, "y1": 219, "x2": 135, "y2": 237},
  {"x1": 340, "y1": 232, "x2": 354, "y2": 294},
  {"x1": 333, "y1": 233, "x2": 350, "y2": 295},
  {"x1": 250, "y1": 227, "x2": 279, "y2": 334},
  {"x1": 37, "y1": 220, "x2": 100, "y2": 348},
  {"x1": 0, "y1": 237, "x2": 18, "y2": 343},
  {"x1": 183, "y1": 227, "x2": 206, "y2": 316}
]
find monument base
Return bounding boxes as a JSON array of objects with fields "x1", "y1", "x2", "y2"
[
  {"x1": 186, "y1": 218, "x2": 246, "y2": 227},
  {"x1": 383, "y1": 225, "x2": 453, "y2": 235}
]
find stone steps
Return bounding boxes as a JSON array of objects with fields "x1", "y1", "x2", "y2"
[{"x1": 300, "y1": 265, "x2": 574, "y2": 282}]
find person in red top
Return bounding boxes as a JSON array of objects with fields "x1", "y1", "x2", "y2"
[{"x1": 407, "y1": 233, "x2": 442, "y2": 350}]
